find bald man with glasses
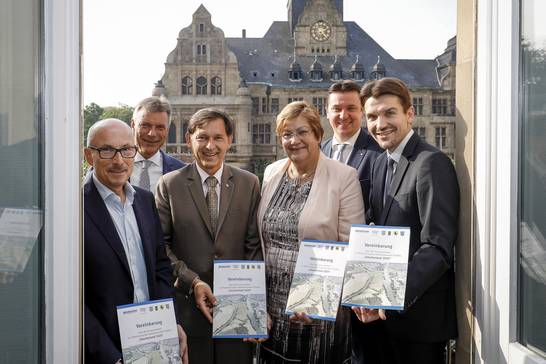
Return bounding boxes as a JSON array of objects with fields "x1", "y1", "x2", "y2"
[{"x1": 83, "y1": 118, "x2": 188, "y2": 364}]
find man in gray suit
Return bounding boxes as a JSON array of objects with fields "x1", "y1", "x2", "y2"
[
  {"x1": 321, "y1": 80, "x2": 382, "y2": 212},
  {"x1": 156, "y1": 108, "x2": 262, "y2": 364},
  {"x1": 354, "y1": 77, "x2": 459, "y2": 364}
]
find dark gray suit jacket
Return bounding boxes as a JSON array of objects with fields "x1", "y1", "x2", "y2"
[
  {"x1": 155, "y1": 163, "x2": 261, "y2": 363},
  {"x1": 367, "y1": 132, "x2": 459, "y2": 342},
  {"x1": 321, "y1": 127, "x2": 382, "y2": 211}
]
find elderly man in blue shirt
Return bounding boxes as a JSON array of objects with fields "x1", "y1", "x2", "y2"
[{"x1": 83, "y1": 118, "x2": 189, "y2": 364}]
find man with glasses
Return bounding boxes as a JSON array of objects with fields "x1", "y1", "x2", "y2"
[
  {"x1": 130, "y1": 96, "x2": 185, "y2": 193},
  {"x1": 83, "y1": 118, "x2": 188, "y2": 364}
]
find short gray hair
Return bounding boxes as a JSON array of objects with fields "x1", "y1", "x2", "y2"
[{"x1": 132, "y1": 96, "x2": 171, "y2": 121}]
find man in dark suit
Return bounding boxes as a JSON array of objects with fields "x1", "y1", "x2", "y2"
[
  {"x1": 84, "y1": 118, "x2": 188, "y2": 364},
  {"x1": 321, "y1": 80, "x2": 382, "y2": 211},
  {"x1": 354, "y1": 78, "x2": 459, "y2": 364},
  {"x1": 156, "y1": 108, "x2": 262, "y2": 364},
  {"x1": 130, "y1": 96, "x2": 185, "y2": 192}
]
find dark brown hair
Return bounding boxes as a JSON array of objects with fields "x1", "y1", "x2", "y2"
[
  {"x1": 360, "y1": 77, "x2": 412, "y2": 112},
  {"x1": 187, "y1": 108, "x2": 234, "y2": 136}
]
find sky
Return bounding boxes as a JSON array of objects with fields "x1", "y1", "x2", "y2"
[{"x1": 83, "y1": 0, "x2": 456, "y2": 107}]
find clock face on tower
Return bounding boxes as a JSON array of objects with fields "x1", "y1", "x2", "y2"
[{"x1": 310, "y1": 20, "x2": 331, "y2": 42}]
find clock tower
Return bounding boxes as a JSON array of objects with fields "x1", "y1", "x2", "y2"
[{"x1": 291, "y1": 0, "x2": 347, "y2": 56}]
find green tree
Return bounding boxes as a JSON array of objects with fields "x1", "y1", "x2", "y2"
[
  {"x1": 83, "y1": 102, "x2": 103, "y2": 143},
  {"x1": 100, "y1": 104, "x2": 134, "y2": 125}
]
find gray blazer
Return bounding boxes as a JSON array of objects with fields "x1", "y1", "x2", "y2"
[{"x1": 155, "y1": 163, "x2": 262, "y2": 337}]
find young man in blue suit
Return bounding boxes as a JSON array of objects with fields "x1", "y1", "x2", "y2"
[
  {"x1": 130, "y1": 96, "x2": 185, "y2": 192},
  {"x1": 84, "y1": 118, "x2": 188, "y2": 364},
  {"x1": 354, "y1": 77, "x2": 459, "y2": 364},
  {"x1": 322, "y1": 80, "x2": 382, "y2": 212}
]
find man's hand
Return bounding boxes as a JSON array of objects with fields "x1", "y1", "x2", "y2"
[
  {"x1": 289, "y1": 312, "x2": 313, "y2": 324},
  {"x1": 351, "y1": 307, "x2": 386, "y2": 323},
  {"x1": 177, "y1": 324, "x2": 189, "y2": 364},
  {"x1": 193, "y1": 280, "x2": 216, "y2": 323}
]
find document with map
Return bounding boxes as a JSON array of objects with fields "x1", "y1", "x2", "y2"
[
  {"x1": 341, "y1": 225, "x2": 410, "y2": 310},
  {"x1": 0, "y1": 208, "x2": 42, "y2": 273},
  {"x1": 285, "y1": 240, "x2": 349, "y2": 321},
  {"x1": 212, "y1": 260, "x2": 267, "y2": 339},
  {"x1": 117, "y1": 298, "x2": 181, "y2": 364}
]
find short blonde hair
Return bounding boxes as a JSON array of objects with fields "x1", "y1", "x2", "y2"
[{"x1": 275, "y1": 101, "x2": 324, "y2": 141}]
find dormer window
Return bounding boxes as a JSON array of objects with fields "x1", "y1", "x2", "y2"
[{"x1": 199, "y1": 23, "x2": 204, "y2": 33}]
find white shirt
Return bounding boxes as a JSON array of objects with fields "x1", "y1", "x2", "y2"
[
  {"x1": 386, "y1": 129, "x2": 414, "y2": 173},
  {"x1": 92, "y1": 173, "x2": 150, "y2": 303},
  {"x1": 195, "y1": 163, "x2": 224, "y2": 216},
  {"x1": 331, "y1": 128, "x2": 361, "y2": 164},
  {"x1": 131, "y1": 151, "x2": 163, "y2": 193}
]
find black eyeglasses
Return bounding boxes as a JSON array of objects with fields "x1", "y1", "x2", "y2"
[{"x1": 88, "y1": 146, "x2": 138, "y2": 159}]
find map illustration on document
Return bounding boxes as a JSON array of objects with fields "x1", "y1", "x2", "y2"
[
  {"x1": 212, "y1": 261, "x2": 268, "y2": 339},
  {"x1": 341, "y1": 225, "x2": 410, "y2": 310}
]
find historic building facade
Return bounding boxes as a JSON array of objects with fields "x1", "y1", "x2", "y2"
[{"x1": 154, "y1": 0, "x2": 456, "y2": 173}]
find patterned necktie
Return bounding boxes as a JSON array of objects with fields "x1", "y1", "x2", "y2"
[
  {"x1": 139, "y1": 160, "x2": 152, "y2": 191},
  {"x1": 335, "y1": 144, "x2": 347, "y2": 163},
  {"x1": 383, "y1": 157, "x2": 395, "y2": 206},
  {"x1": 206, "y1": 176, "x2": 219, "y2": 234}
]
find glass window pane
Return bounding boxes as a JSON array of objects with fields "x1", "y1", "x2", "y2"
[
  {"x1": 519, "y1": 0, "x2": 546, "y2": 356},
  {"x1": 0, "y1": 0, "x2": 44, "y2": 362}
]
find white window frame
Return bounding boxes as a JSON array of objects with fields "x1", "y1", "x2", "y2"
[
  {"x1": 475, "y1": 0, "x2": 545, "y2": 363},
  {"x1": 44, "y1": 0, "x2": 81, "y2": 362}
]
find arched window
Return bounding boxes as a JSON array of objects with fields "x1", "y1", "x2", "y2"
[
  {"x1": 196, "y1": 76, "x2": 207, "y2": 95},
  {"x1": 330, "y1": 70, "x2": 342, "y2": 80},
  {"x1": 310, "y1": 69, "x2": 323, "y2": 81},
  {"x1": 211, "y1": 76, "x2": 222, "y2": 95},
  {"x1": 197, "y1": 44, "x2": 207, "y2": 55},
  {"x1": 181, "y1": 76, "x2": 192, "y2": 95},
  {"x1": 168, "y1": 123, "x2": 177, "y2": 143}
]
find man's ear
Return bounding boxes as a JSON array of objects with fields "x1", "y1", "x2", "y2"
[
  {"x1": 130, "y1": 119, "x2": 135, "y2": 129},
  {"x1": 185, "y1": 132, "x2": 191, "y2": 144},
  {"x1": 406, "y1": 106, "x2": 415, "y2": 126},
  {"x1": 84, "y1": 148, "x2": 94, "y2": 167}
]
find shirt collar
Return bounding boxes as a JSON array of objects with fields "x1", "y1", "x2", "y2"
[
  {"x1": 332, "y1": 128, "x2": 361, "y2": 148},
  {"x1": 387, "y1": 129, "x2": 414, "y2": 164},
  {"x1": 135, "y1": 150, "x2": 162, "y2": 167},
  {"x1": 92, "y1": 172, "x2": 135, "y2": 204},
  {"x1": 195, "y1": 162, "x2": 224, "y2": 185}
]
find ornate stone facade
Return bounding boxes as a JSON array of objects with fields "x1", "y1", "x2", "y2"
[{"x1": 155, "y1": 0, "x2": 456, "y2": 173}]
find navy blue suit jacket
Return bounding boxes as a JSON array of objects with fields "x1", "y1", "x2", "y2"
[
  {"x1": 367, "y1": 133, "x2": 459, "y2": 342},
  {"x1": 160, "y1": 150, "x2": 185, "y2": 174},
  {"x1": 321, "y1": 127, "x2": 382, "y2": 211},
  {"x1": 84, "y1": 174, "x2": 173, "y2": 363}
]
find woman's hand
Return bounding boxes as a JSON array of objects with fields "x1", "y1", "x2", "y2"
[
  {"x1": 351, "y1": 307, "x2": 386, "y2": 323},
  {"x1": 289, "y1": 311, "x2": 313, "y2": 324},
  {"x1": 243, "y1": 313, "x2": 272, "y2": 343}
]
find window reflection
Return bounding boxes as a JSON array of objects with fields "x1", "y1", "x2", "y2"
[
  {"x1": 519, "y1": 0, "x2": 546, "y2": 356},
  {"x1": 0, "y1": 0, "x2": 43, "y2": 362}
]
